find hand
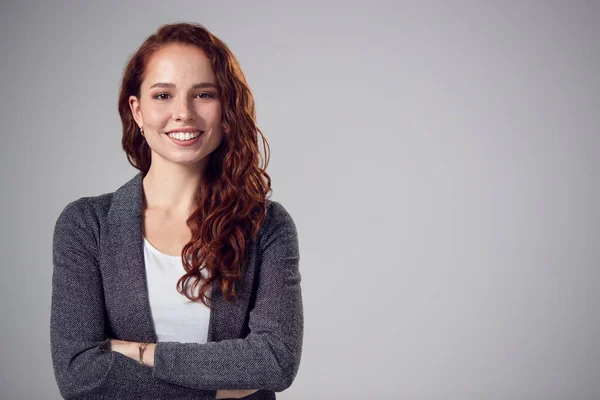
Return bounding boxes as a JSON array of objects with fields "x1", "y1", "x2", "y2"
[
  {"x1": 108, "y1": 339, "x2": 156, "y2": 367},
  {"x1": 108, "y1": 339, "x2": 137, "y2": 360},
  {"x1": 216, "y1": 389, "x2": 259, "y2": 399}
]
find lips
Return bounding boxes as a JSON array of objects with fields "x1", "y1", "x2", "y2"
[
  {"x1": 166, "y1": 132, "x2": 202, "y2": 146},
  {"x1": 164, "y1": 130, "x2": 204, "y2": 134},
  {"x1": 166, "y1": 130, "x2": 203, "y2": 140},
  {"x1": 165, "y1": 128, "x2": 204, "y2": 134}
]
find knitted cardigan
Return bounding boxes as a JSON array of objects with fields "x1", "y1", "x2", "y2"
[{"x1": 50, "y1": 172, "x2": 303, "y2": 399}]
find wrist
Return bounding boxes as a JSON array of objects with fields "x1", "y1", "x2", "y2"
[
  {"x1": 137, "y1": 343, "x2": 149, "y2": 365},
  {"x1": 138, "y1": 343, "x2": 156, "y2": 367}
]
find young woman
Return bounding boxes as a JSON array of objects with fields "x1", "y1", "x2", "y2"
[{"x1": 50, "y1": 22, "x2": 303, "y2": 400}]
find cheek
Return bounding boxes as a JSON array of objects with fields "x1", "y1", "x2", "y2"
[
  {"x1": 208, "y1": 103, "x2": 222, "y2": 122},
  {"x1": 142, "y1": 105, "x2": 170, "y2": 127}
]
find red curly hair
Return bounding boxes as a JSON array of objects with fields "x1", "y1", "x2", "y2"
[{"x1": 117, "y1": 22, "x2": 272, "y2": 307}]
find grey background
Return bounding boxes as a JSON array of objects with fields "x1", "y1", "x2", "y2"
[{"x1": 1, "y1": 0, "x2": 598, "y2": 399}]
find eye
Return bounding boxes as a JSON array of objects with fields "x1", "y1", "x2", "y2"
[
  {"x1": 154, "y1": 93, "x2": 171, "y2": 100},
  {"x1": 195, "y1": 93, "x2": 215, "y2": 99}
]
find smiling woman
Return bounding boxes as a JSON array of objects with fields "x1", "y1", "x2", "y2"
[
  {"x1": 50, "y1": 22, "x2": 303, "y2": 400},
  {"x1": 128, "y1": 43, "x2": 224, "y2": 164}
]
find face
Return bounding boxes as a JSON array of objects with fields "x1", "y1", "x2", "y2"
[{"x1": 129, "y1": 43, "x2": 223, "y2": 170}]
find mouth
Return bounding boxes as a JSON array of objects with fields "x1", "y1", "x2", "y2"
[{"x1": 164, "y1": 130, "x2": 204, "y2": 142}]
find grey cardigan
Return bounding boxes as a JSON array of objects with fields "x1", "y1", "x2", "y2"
[{"x1": 50, "y1": 172, "x2": 303, "y2": 400}]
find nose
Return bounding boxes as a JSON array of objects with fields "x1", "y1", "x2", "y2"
[{"x1": 173, "y1": 96, "x2": 196, "y2": 122}]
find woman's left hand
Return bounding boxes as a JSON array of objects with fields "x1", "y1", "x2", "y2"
[
  {"x1": 108, "y1": 339, "x2": 136, "y2": 359},
  {"x1": 108, "y1": 339, "x2": 156, "y2": 367}
]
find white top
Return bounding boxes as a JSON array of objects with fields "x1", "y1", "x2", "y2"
[{"x1": 143, "y1": 236, "x2": 211, "y2": 343}]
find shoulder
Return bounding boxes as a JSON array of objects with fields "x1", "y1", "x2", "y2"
[
  {"x1": 264, "y1": 199, "x2": 297, "y2": 231},
  {"x1": 260, "y1": 199, "x2": 299, "y2": 256},
  {"x1": 52, "y1": 194, "x2": 111, "y2": 264},
  {"x1": 55, "y1": 192, "x2": 114, "y2": 229},
  {"x1": 53, "y1": 191, "x2": 117, "y2": 257}
]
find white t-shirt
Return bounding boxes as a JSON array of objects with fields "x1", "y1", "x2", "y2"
[{"x1": 143, "y1": 236, "x2": 211, "y2": 343}]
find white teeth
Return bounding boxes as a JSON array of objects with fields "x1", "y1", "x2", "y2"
[{"x1": 167, "y1": 131, "x2": 201, "y2": 140}]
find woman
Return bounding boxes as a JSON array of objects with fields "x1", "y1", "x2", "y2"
[{"x1": 50, "y1": 22, "x2": 303, "y2": 400}]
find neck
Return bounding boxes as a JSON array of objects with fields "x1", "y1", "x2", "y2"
[{"x1": 142, "y1": 160, "x2": 204, "y2": 218}]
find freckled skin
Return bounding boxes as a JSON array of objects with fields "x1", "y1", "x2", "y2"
[{"x1": 128, "y1": 43, "x2": 224, "y2": 171}]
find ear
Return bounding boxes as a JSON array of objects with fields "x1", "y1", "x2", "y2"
[{"x1": 129, "y1": 95, "x2": 143, "y2": 128}]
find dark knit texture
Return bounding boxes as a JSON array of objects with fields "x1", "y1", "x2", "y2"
[{"x1": 50, "y1": 172, "x2": 303, "y2": 399}]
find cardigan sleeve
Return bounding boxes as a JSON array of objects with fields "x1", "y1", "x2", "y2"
[
  {"x1": 151, "y1": 201, "x2": 304, "y2": 392},
  {"x1": 50, "y1": 198, "x2": 217, "y2": 400}
]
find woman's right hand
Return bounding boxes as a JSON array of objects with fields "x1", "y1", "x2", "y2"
[{"x1": 215, "y1": 389, "x2": 259, "y2": 399}]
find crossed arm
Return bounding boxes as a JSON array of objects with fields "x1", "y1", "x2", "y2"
[
  {"x1": 109, "y1": 339, "x2": 258, "y2": 399},
  {"x1": 51, "y1": 198, "x2": 303, "y2": 399}
]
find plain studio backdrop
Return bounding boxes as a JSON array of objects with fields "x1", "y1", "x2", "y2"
[{"x1": 0, "y1": 1, "x2": 598, "y2": 399}]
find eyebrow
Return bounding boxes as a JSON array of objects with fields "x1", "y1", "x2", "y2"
[{"x1": 149, "y1": 82, "x2": 218, "y2": 90}]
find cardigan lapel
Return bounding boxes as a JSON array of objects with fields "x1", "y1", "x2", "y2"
[{"x1": 105, "y1": 171, "x2": 225, "y2": 343}]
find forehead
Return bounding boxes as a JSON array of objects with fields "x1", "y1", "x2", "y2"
[{"x1": 143, "y1": 43, "x2": 215, "y2": 85}]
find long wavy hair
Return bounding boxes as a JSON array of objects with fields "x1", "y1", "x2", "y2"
[{"x1": 118, "y1": 22, "x2": 272, "y2": 307}]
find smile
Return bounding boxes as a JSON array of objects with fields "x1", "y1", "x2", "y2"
[{"x1": 166, "y1": 131, "x2": 203, "y2": 141}]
